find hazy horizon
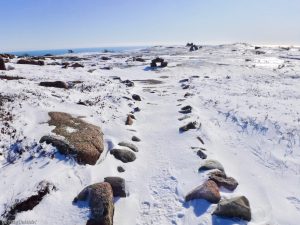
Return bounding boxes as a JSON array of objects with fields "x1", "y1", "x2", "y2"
[{"x1": 1, "y1": 0, "x2": 300, "y2": 52}]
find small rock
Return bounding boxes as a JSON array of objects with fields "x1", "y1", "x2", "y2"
[
  {"x1": 179, "y1": 79, "x2": 189, "y2": 83},
  {"x1": 71, "y1": 62, "x2": 84, "y2": 68},
  {"x1": 117, "y1": 166, "x2": 125, "y2": 173},
  {"x1": 197, "y1": 150, "x2": 207, "y2": 159},
  {"x1": 132, "y1": 94, "x2": 142, "y2": 101},
  {"x1": 199, "y1": 160, "x2": 225, "y2": 172},
  {"x1": 121, "y1": 79, "x2": 134, "y2": 87},
  {"x1": 17, "y1": 59, "x2": 44, "y2": 66},
  {"x1": 125, "y1": 115, "x2": 133, "y2": 125},
  {"x1": 133, "y1": 107, "x2": 141, "y2": 112},
  {"x1": 185, "y1": 180, "x2": 221, "y2": 203},
  {"x1": 110, "y1": 149, "x2": 136, "y2": 163},
  {"x1": 179, "y1": 105, "x2": 192, "y2": 114},
  {"x1": 118, "y1": 142, "x2": 138, "y2": 152},
  {"x1": 132, "y1": 136, "x2": 141, "y2": 142},
  {"x1": 101, "y1": 56, "x2": 111, "y2": 60},
  {"x1": 213, "y1": 196, "x2": 251, "y2": 221},
  {"x1": 208, "y1": 171, "x2": 238, "y2": 191},
  {"x1": 104, "y1": 177, "x2": 127, "y2": 197},
  {"x1": 179, "y1": 121, "x2": 197, "y2": 132}
]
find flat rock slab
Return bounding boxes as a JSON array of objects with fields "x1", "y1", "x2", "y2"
[
  {"x1": 199, "y1": 160, "x2": 225, "y2": 172},
  {"x1": 185, "y1": 180, "x2": 221, "y2": 203},
  {"x1": 45, "y1": 112, "x2": 104, "y2": 165},
  {"x1": 74, "y1": 182, "x2": 114, "y2": 225},
  {"x1": 118, "y1": 142, "x2": 139, "y2": 152},
  {"x1": 213, "y1": 196, "x2": 251, "y2": 221},
  {"x1": 110, "y1": 149, "x2": 136, "y2": 163},
  {"x1": 104, "y1": 177, "x2": 127, "y2": 197}
]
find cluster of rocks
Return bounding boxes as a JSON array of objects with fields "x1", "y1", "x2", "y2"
[
  {"x1": 176, "y1": 92, "x2": 251, "y2": 222},
  {"x1": 150, "y1": 57, "x2": 168, "y2": 68},
  {"x1": 186, "y1": 43, "x2": 201, "y2": 51}
]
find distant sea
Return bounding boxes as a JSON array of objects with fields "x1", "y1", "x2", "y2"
[{"x1": 6, "y1": 46, "x2": 148, "y2": 57}]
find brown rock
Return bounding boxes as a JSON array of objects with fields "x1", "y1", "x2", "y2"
[
  {"x1": 209, "y1": 171, "x2": 238, "y2": 191},
  {"x1": 74, "y1": 182, "x2": 114, "y2": 225},
  {"x1": 17, "y1": 59, "x2": 44, "y2": 66},
  {"x1": 46, "y1": 112, "x2": 104, "y2": 165},
  {"x1": 125, "y1": 115, "x2": 133, "y2": 125},
  {"x1": 185, "y1": 180, "x2": 221, "y2": 203},
  {"x1": 104, "y1": 177, "x2": 127, "y2": 197}
]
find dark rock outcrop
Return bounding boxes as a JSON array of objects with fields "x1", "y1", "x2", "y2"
[
  {"x1": 17, "y1": 59, "x2": 44, "y2": 66},
  {"x1": 39, "y1": 81, "x2": 68, "y2": 89},
  {"x1": 0, "y1": 57, "x2": 6, "y2": 70},
  {"x1": 132, "y1": 94, "x2": 141, "y2": 101},
  {"x1": 150, "y1": 57, "x2": 168, "y2": 68},
  {"x1": 179, "y1": 121, "x2": 197, "y2": 132},
  {"x1": 132, "y1": 136, "x2": 141, "y2": 142}
]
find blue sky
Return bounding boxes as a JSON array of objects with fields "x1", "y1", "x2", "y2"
[{"x1": 1, "y1": 0, "x2": 300, "y2": 51}]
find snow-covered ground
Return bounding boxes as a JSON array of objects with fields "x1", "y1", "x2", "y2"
[{"x1": 0, "y1": 43, "x2": 300, "y2": 225}]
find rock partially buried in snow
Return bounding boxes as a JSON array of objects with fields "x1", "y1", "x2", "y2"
[
  {"x1": 73, "y1": 182, "x2": 114, "y2": 225},
  {"x1": 213, "y1": 196, "x2": 251, "y2": 221},
  {"x1": 44, "y1": 112, "x2": 104, "y2": 165},
  {"x1": 185, "y1": 180, "x2": 221, "y2": 203},
  {"x1": 209, "y1": 170, "x2": 238, "y2": 191},
  {"x1": 179, "y1": 121, "x2": 197, "y2": 132},
  {"x1": 132, "y1": 94, "x2": 142, "y2": 101},
  {"x1": 104, "y1": 177, "x2": 127, "y2": 197},
  {"x1": 118, "y1": 141, "x2": 139, "y2": 152},
  {"x1": 117, "y1": 166, "x2": 125, "y2": 173},
  {"x1": 199, "y1": 160, "x2": 225, "y2": 172},
  {"x1": 125, "y1": 115, "x2": 134, "y2": 125},
  {"x1": 110, "y1": 149, "x2": 136, "y2": 163},
  {"x1": 39, "y1": 81, "x2": 68, "y2": 89},
  {"x1": 131, "y1": 136, "x2": 141, "y2": 142},
  {"x1": 197, "y1": 149, "x2": 207, "y2": 159}
]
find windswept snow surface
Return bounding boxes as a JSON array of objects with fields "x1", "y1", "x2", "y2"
[{"x1": 0, "y1": 44, "x2": 300, "y2": 224}]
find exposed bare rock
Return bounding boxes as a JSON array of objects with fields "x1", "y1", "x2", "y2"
[
  {"x1": 104, "y1": 177, "x2": 127, "y2": 197},
  {"x1": 17, "y1": 59, "x2": 44, "y2": 66},
  {"x1": 199, "y1": 160, "x2": 225, "y2": 172},
  {"x1": 39, "y1": 81, "x2": 68, "y2": 89},
  {"x1": 209, "y1": 170, "x2": 238, "y2": 191},
  {"x1": 74, "y1": 182, "x2": 114, "y2": 225},
  {"x1": 0, "y1": 57, "x2": 6, "y2": 70},
  {"x1": 42, "y1": 112, "x2": 104, "y2": 165},
  {"x1": 213, "y1": 196, "x2": 251, "y2": 221},
  {"x1": 118, "y1": 141, "x2": 139, "y2": 152},
  {"x1": 185, "y1": 180, "x2": 221, "y2": 203},
  {"x1": 110, "y1": 149, "x2": 136, "y2": 163}
]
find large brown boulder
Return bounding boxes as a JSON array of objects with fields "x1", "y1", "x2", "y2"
[
  {"x1": 0, "y1": 57, "x2": 6, "y2": 70},
  {"x1": 185, "y1": 180, "x2": 221, "y2": 203},
  {"x1": 74, "y1": 182, "x2": 114, "y2": 225},
  {"x1": 213, "y1": 196, "x2": 251, "y2": 221},
  {"x1": 42, "y1": 112, "x2": 104, "y2": 165}
]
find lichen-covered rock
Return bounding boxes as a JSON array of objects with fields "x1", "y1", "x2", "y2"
[
  {"x1": 43, "y1": 112, "x2": 104, "y2": 165},
  {"x1": 74, "y1": 182, "x2": 114, "y2": 225},
  {"x1": 213, "y1": 196, "x2": 251, "y2": 221},
  {"x1": 185, "y1": 180, "x2": 221, "y2": 203}
]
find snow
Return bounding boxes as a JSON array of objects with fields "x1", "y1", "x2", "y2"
[{"x1": 0, "y1": 43, "x2": 300, "y2": 224}]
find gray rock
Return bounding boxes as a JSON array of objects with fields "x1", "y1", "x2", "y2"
[
  {"x1": 104, "y1": 177, "x2": 127, "y2": 197},
  {"x1": 132, "y1": 94, "x2": 142, "y2": 101},
  {"x1": 131, "y1": 136, "x2": 141, "y2": 142},
  {"x1": 197, "y1": 150, "x2": 207, "y2": 159},
  {"x1": 117, "y1": 166, "x2": 125, "y2": 173},
  {"x1": 179, "y1": 121, "x2": 197, "y2": 132},
  {"x1": 118, "y1": 142, "x2": 138, "y2": 152},
  {"x1": 213, "y1": 196, "x2": 251, "y2": 221},
  {"x1": 74, "y1": 182, "x2": 114, "y2": 225},
  {"x1": 185, "y1": 180, "x2": 221, "y2": 203},
  {"x1": 110, "y1": 149, "x2": 136, "y2": 163},
  {"x1": 199, "y1": 160, "x2": 225, "y2": 172}
]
